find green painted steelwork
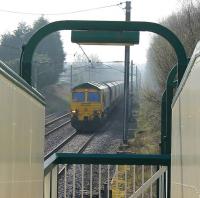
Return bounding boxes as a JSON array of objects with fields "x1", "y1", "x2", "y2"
[
  {"x1": 171, "y1": 57, "x2": 192, "y2": 107},
  {"x1": 0, "y1": 60, "x2": 45, "y2": 105},
  {"x1": 20, "y1": 20, "x2": 187, "y2": 86},
  {"x1": 161, "y1": 60, "x2": 188, "y2": 198},
  {"x1": 71, "y1": 30, "x2": 140, "y2": 45},
  {"x1": 56, "y1": 153, "x2": 170, "y2": 165},
  {"x1": 172, "y1": 80, "x2": 178, "y2": 88},
  {"x1": 161, "y1": 90, "x2": 167, "y2": 154},
  {"x1": 164, "y1": 59, "x2": 190, "y2": 155},
  {"x1": 44, "y1": 152, "x2": 170, "y2": 176},
  {"x1": 166, "y1": 65, "x2": 177, "y2": 154},
  {"x1": 165, "y1": 65, "x2": 177, "y2": 198}
]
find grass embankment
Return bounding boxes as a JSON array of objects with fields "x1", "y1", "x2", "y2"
[
  {"x1": 119, "y1": 110, "x2": 160, "y2": 154},
  {"x1": 114, "y1": 97, "x2": 160, "y2": 197},
  {"x1": 126, "y1": 91, "x2": 161, "y2": 154},
  {"x1": 116, "y1": 91, "x2": 161, "y2": 196},
  {"x1": 41, "y1": 82, "x2": 71, "y2": 114},
  {"x1": 128, "y1": 130, "x2": 160, "y2": 154}
]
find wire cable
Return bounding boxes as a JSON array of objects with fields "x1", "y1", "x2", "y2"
[
  {"x1": 101, "y1": 63, "x2": 124, "y2": 73},
  {"x1": 0, "y1": 2, "x2": 125, "y2": 16},
  {"x1": 76, "y1": 44, "x2": 125, "y2": 74},
  {"x1": 78, "y1": 44, "x2": 94, "y2": 68}
]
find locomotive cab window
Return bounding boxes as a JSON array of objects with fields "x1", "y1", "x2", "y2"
[
  {"x1": 72, "y1": 92, "x2": 85, "y2": 102},
  {"x1": 87, "y1": 92, "x2": 100, "y2": 102}
]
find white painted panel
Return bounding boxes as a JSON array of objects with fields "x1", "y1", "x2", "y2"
[
  {"x1": 0, "y1": 73, "x2": 45, "y2": 198},
  {"x1": 171, "y1": 46, "x2": 200, "y2": 198}
]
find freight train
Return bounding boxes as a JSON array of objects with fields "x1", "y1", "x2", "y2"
[{"x1": 71, "y1": 81, "x2": 123, "y2": 132}]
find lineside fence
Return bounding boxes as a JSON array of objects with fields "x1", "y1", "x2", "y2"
[{"x1": 44, "y1": 153, "x2": 170, "y2": 198}]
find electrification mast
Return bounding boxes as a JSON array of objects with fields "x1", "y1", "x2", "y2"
[{"x1": 123, "y1": 1, "x2": 131, "y2": 144}]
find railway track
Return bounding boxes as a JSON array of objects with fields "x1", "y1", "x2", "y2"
[
  {"x1": 44, "y1": 131, "x2": 95, "y2": 161},
  {"x1": 45, "y1": 112, "x2": 71, "y2": 127},
  {"x1": 58, "y1": 133, "x2": 96, "y2": 175},
  {"x1": 45, "y1": 112, "x2": 64, "y2": 123},
  {"x1": 45, "y1": 113, "x2": 56, "y2": 120},
  {"x1": 45, "y1": 112, "x2": 71, "y2": 136},
  {"x1": 44, "y1": 130, "x2": 77, "y2": 160}
]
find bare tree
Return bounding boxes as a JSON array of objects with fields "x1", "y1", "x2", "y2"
[{"x1": 139, "y1": 1, "x2": 200, "y2": 137}]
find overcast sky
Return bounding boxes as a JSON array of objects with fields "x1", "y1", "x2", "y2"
[{"x1": 0, "y1": 0, "x2": 180, "y2": 66}]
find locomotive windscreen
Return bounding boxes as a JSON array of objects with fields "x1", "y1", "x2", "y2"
[
  {"x1": 87, "y1": 92, "x2": 100, "y2": 102},
  {"x1": 72, "y1": 92, "x2": 85, "y2": 102}
]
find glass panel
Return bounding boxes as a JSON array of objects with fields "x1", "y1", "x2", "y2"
[
  {"x1": 72, "y1": 92, "x2": 85, "y2": 102},
  {"x1": 88, "y1": 92, "x2": 100, "y2": 102}
]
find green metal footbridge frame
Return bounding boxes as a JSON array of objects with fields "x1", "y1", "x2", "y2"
[{"x1": 20, "y1": 20, "x2": 188, "y2": 198}]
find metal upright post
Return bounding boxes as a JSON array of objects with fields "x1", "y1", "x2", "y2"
[
  {"x1": 123, "y1": 1, "x2": 131, "y2": 144},
  {"x1": 130, "y1": 60, "x2": 134, "y2": 118},
  {"x1": 71, "y1": 64, "x2": 73, "y2": 89},
  {"x1": 135, "y1": 66, "x2": 138, "y2": 91}
]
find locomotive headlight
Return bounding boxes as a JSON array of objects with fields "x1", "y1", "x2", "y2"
[{"x1": 72, "y1": 109, "x2": 78, "y2": 114}]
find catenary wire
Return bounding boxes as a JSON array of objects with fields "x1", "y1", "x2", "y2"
[{"x1": 0, "y1": 2, "x2": 126, "y2": 16}]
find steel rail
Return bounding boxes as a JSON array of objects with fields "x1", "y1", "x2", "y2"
[
  {"x1": 45, "y1": 119, "x2": 71, "y2": 137},
  {"x1": 45, "y1": 112, "x2": 71, "y2": 127},
  {"x1": 44, "y1": 130, "x2": 77, "y2": 160},
  {"x1": 45, "y1": 113, "x2": 56, "y2": 119},
  {"x1": 58, "y1": 133, "x2": 96, "y2": 175}
]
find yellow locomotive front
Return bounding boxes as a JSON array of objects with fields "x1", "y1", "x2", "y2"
[{"x1": 71, "y1": 86, "x2": 103, "y2": 132}]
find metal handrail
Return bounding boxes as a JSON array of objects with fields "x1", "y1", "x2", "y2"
[
  {"x1": 44, "y1": 153, "x2": 170, "y2": 198},
  {"x1": 129, "y1": 166, "x2": 168, "y2": 198},
  {"x1": 44, "y1": 153, "x2": 170, "y2": 176}
]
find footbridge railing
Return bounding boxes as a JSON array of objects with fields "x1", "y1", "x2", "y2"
[{"x1": 44, "y1": 153, "x2": 170, "y2": 198}]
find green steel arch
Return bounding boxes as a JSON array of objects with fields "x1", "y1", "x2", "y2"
[{"x1": 20, "y1": 20, "x2": 187, "y2": 85}]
